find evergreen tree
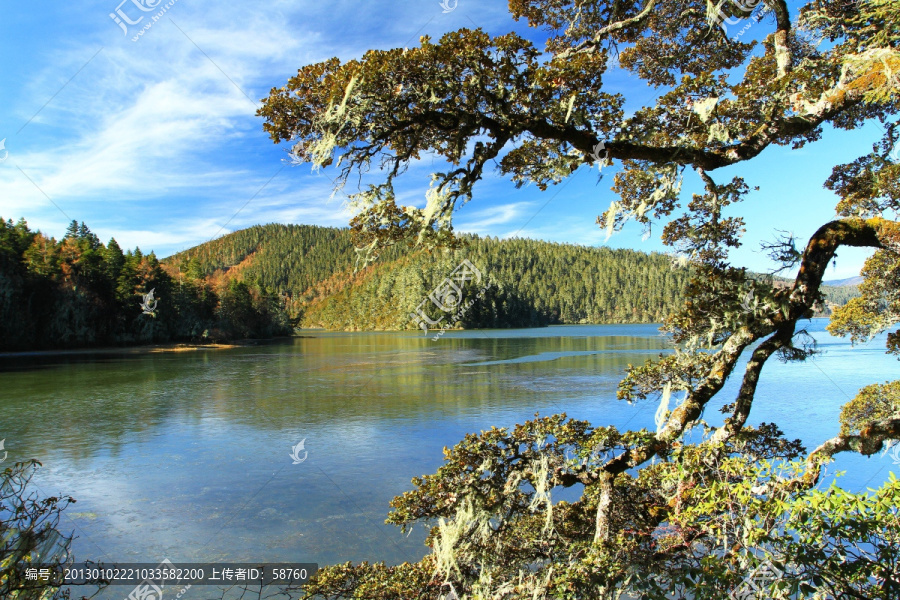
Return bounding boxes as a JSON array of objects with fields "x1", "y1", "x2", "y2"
[
  {"x1": 104, "y1": 238, "x2": 125, "y2": 282},
  {"x1": 0, "y1": 219, "x2": 291, "y2": 350},
  {"x1": 64, "y1": 220, "x2": 79, "y2": 240}
]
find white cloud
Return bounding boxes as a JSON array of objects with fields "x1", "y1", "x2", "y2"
[
  {"x1": 0, "y1": 0, "x2": 875, "y2": 284},
  {"x1": 2, "y1": 0, "x2": 512, "y2": 245},
  {"x1": 456, "y1": 202, "x2": 536, "y2": 234}
]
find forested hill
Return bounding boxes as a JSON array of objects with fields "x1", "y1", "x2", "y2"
[
  {"x1": 0, "y1": 218, "x2": 292, "y2": 352},
  {"x1": 167, "y1": 224, "x2": 404, "y2": 303},
  {"x1": 165, "y1": 223, "x2": 858, "y2": 331},
  {"x1": 0, "y1": 217, "x2": 859, "y2": 351},
  {"x1": 298, "y1": 239, "x2": 691, "y2": 330}
]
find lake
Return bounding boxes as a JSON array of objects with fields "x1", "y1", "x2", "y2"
[{"x1": 1, "y1": 320, "x2": 897, "y2": 598}]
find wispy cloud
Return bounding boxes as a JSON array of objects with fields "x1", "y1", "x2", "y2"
[
  {"x1": 2, "y1": 0, "x2": 508, "y2": 255},
  {"x1": 0, "y1": 0, "x2": 877, "y2": 280},
  {"x1": 457, "y1": 202, "x2": 537, "y2": 234}
]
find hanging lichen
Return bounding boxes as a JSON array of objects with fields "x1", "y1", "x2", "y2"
[
  {"x1": 706, "y1": 122, "x2": 732, "y2": 144},
  {"x1": 655, "y1": 382, "x2": 672, "y2": 434},
  {"x1": 563, "y1": 93, "x2": 577, "y2": 123},
  {"x1": 526, "y1": 451, "x2": 555, "y2": 535},
  {"x1": 297, "y1": 74, "x2": 363, "y2": 172},
  {"x1": 433, "y1": 497, "x2": 494, "y2": 585},
  {"x1": 604, "y1": 200, "x2": 619, "y2": 241},
  {"x1": 420, "y1": 177, "x2": 455, "y2": 244},
  {"x1": 692, "y1": 96, "x2": 719, "y2": 123}
]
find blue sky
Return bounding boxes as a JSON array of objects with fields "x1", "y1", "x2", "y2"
[{"x1": 0, "y1": 0, "x2": 876, "y2": 279}]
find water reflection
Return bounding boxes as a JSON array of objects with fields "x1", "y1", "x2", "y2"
[{"x1": 0, "y1": 322, "x2": 896, "y2": 599}]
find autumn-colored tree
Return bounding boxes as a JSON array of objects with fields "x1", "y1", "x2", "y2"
[
  {"x1": 261, "y1": 0, "x2": 900, "y2": 597},
  {"x1": 0, "y1": 218, "x2": 291, "y2": 350}
]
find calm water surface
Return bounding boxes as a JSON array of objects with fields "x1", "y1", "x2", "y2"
[{"x1": 1, "y1": 320, "x2": 897, "y2": 597}]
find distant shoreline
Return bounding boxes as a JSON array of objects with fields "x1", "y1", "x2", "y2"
[
  {"x1": 0, "y1": 319, "x2": 836, "y2": 358},
  {"x1": 0, "y1": 338, "x2": 292, "y2": 360}
]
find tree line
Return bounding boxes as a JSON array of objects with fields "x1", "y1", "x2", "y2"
[
  {"x1": 0, "y1": 218, "x2": 291, "y2": 352},
  {"x1": 0, "y1": 219, "x2": 860, "y2": 351},
  {"x1": 166, "y1": 223, "x2": 857, "y2": 331}
]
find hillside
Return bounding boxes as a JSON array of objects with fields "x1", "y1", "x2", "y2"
[
  {"x1": 165, "y1": 224, "x2": 860, "y2": 331},
  {"x1": 823, "y1": 276, "x2": 865, "y2": 287},
  {"x1": 300, "y1": 240, "x2": 691, "y2": 329},
  {"x1": 166, "y1": 224, "x2": 406, "y2": 318}
]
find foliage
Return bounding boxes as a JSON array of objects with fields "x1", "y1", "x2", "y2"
[
  {"x1": 305, "y1": 415, "x2": 899, "y2": 599},
  {"x1": 164, "y1": 222, "x2": 403, "y2": 325},
  {"x1": 259, "y1": 0, "x2": 900, "y2": 597},
  {"x1": 839, "y1": 380, "x2": 900, "y2": 435},
  {"x1": 0, "y1": 460, "x2": 100, "y2": 600},
  {"x1": 828, "y1": 246, "x2": 900, "y2": 353},
  {"x1": 0, "y1": 218, "x2": 291, "y2": 351}
]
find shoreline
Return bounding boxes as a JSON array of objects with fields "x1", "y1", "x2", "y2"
[
  {"x1": 0, "y1": 318, "x2": 835, "y2": 357},
  {"x1": 0, "y1": 337, "x2": 292, "y2": 359}
]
